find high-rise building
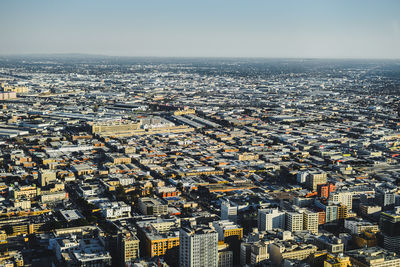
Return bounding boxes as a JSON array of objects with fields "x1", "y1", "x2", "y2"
[
  {"x1": 285, "y1": 212, "x2": 303, "y2": 232},
  {"x1": 376, "y1": 189, "x2": 396, "y2": 209},
  {"x1": 317, "y1": 183, "x2": 336, "y2": 199},
  {"x1": 303, "y1": 210, "x2": 319, "y2": 234},
  {"x1": 218, "y1": 242, "x2": 233, "y2": 267},
  {"x1": 258, "y1": 208, "x2": 285, "y2": 231},
  {"x1": 380, "y1": 207, "x2": 400, "y2": 253},
  {"x1": 330, "y1": 192, "x2": 353, "y2": 211},
  {"x1": 315, "y1": 200, "x2": 338, "y2": 223},
  {"x1": 338, "y1": 205, "x2": 348, "y2": 220},
  {"x1": 325, "y1": 205, "x2": 338, "y2": 223},
  {"x1": 221, "y1": 202, "x2": 238, "y2": 224},
  {"x1": 179, "y1": 226, "x2": 218, "y2": 267},
  {"x1": 305, "y1": 171, "x2": 327, "y2": 191}
]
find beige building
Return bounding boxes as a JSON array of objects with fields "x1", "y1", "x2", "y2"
[
  {"x1": 237, "y1": 153, "x2": 259, "y2": 161},
  {"x1": 346, "y1": 247, "x2": 400, "y2": 267},
  {"x1": 303, "y1": 210, "x2": 319, "y2": 234},
  {"x1": 119, "y1": 232, "x2": 140, "y2": 266},
  {"x1": 91, "y1": 121, "x2": 141, "y2": 134},
  {"x1": 107, "y1": 153, "x2": 131, "y2": 165},
  {"x1": 306, "y1": 171, "x2": 327, "y2": 191},
  {"x1": 13, "y1": 199, "x2": 31, "y2": 210},
  {"x1": 250, "y1": 241, "x2": 270, "y2": 265},
  {"x1": 285, "y1": 212, "x2": 303, "y2": 232},
  {"x1": 138, "y1": 197, "x2": 168, "y2": 216},
  {"x1": 39, "y1": 169, "x2": 57, "y2": 187},
  {"x1": 12, "y1": 185, "x2": 39, "y2": 200},
  {"x1": 330, "y1": 191, "x2": 353, "y2": 211},
  {"x1": 40, "y1": 191, "x2": 68, "y2": 203},
  {"x1": 269, "y1": 241, "x2": 318, "y2": 265}
]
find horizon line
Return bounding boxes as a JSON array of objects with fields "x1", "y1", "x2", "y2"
[{"x1": 0, "y1": 52, "x2": 399, "y2": 61}]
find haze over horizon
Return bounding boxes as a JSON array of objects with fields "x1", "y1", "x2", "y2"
[{"x1": 1, "y1": 0, "x2": 400, "y2": 59}]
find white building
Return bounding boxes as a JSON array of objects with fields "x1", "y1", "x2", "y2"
[
  {"x1": 212, "y1": 220, "x2": 242, "y2": 241},
  {"x1": 98, "y1": 201, "x2": 131, "y2": 219},
  {"x1": 344, "y1": 219, "x2": 379, "y2": 234},
  {"x1": 330, "y1": 191, "x2": 353, "y2": 211},
  {"x1": 258, "y1": 208, "x2": 285, "y2": 231},
  {"x1": 303, "y1": 210, "x2": 319, "y2": 234},
  {"x1": 221, "y1": 202, "x2": 238, "y2": 223},
  {"x1": 179, "y1": 227, "x2": 218, "y2": 267},
  {"x1": 297, "y1": 171, "x2": 308, "y2": 184},
  {"x1": 285, "y1": 212, "x2": 303, "y2": 233}
]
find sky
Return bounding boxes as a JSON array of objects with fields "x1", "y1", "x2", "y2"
[{"x1": 1, "y1": 0, "x2": 399, "y2": 59}]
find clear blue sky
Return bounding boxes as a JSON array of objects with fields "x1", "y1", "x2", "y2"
[{"x1": 1, "y1": 0, "x2": 399, "y2": 58}]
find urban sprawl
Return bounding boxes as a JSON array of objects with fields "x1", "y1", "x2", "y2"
[{"x1": 0, "y1": 56, "x2": 399, "y2": 267}]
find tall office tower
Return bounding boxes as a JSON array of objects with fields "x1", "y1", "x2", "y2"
[
  {"x1": 305, "y1": 171, "x2": 327, "y2": 191},
  {"x1": 258, "y1": 208, "x2": 285, "y2": 231},
  {"x1": 380, "y1": 207, "x2": 400, "y2": 253},
  {"x1": 285, "y1": 212, "x2": 304, "y2": 233},
  {"x1": 303, "y1": 210, "x2": 319, "y2": 234},
  {"x1": 179, "y1": 226, "x2": 218, "y2": 267},
  {"x1": 221, "y1": 202, "x2": 238, "y2": 223},
  {"x1": 329, "y1": 192, "x2": 353, "y2": 211}
]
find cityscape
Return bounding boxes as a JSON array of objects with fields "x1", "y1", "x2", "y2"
[
  {"x1": 0, "y1": 56, "x2": 399, "y2": 266},
  {"x1": 1, "y1": 0, "x2": 400, "y2": 267}
]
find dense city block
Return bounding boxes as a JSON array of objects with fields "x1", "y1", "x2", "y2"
[{"x1": 0, "y1": 56, "x2": 400, "y2": 266}]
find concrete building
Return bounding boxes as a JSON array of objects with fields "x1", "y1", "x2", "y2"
[
  {"x1": 39, "y1": 169, "x2": 57, "y2": 187},
  {"x1": 269, "y1": 240, "x2": 318, "y2": 265},
  {"x1": 313, "y1": 234, "x2": 344, "y2": 253},
  {"x1": 305, "y1": 171, "x2": 327, "y2": 191},
  {"x1": 380, "y1": 207, "x2": 400, "y2": 253},
  {"x1": 285, "y1": 212, "x2": 303, "y2": 233},
  {"x1": 258, "y1": 208, "x2": 285, "y2": 231},
  {"x1": 212, "y1": 220, "x2": 243, "y2": 241},
  {"x1": 179, "y1": 226, "x2": 218, "y2": 267},
  {"x1": 138, "y1": 197, "x2": 168, "y2": 216},
  {"x1": 118, "y1": 232, "x2": 140, "y2": 266},
  {"x1": 346, "y1": 247, "x2": 400, "y2": 267},
  {"x1": 330, "y1": 191, "x2": 353, "y2": 211},
  {"x1": 97, "y1": 201, "x2": 131, "y2": 219},
  {"x1": 136, "y1": 218, "x2": 180, "y2": 258},
  {"x1": 250, "y1": 241, "x2": 269, "y2": 265},
  {"x1": 221, "y1": 202, "x2": 238, "y2": 223},
  {"x1": 303, "y1": 210, "x2": 319, "y2": 234},
  {"x1": 376, "y1": 189, "x2": 396, "y2": 208},
  {"x1": 344, "y1": 219, "x2": 379, "y2": 235},
  {"x1": 217, "y1": 242, "x2": 233, "y2": 267},
  {"x1": 324, "y1": 253, "x2": 351, "y2": 267}
]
